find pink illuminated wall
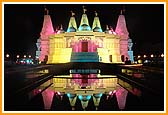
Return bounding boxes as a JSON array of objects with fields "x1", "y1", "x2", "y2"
[
  {"x1": 115, "y1": 87, "x2": 128, "y2": 110},
  {"x1": 39, "y1": 15, "x2": 54, "y2": 61},
  {"x1": 71, "y1": 39, "x2": 99, "y2": 53},
  {"x1": 115, "y1": 13, "x2": 129, "y2": 61},
  {"x1": 42, "y1": 89, "x2": 55, "y2": 110},
  {"x1": 72, "y1": 74, "x2": 98, "y2": 87}
]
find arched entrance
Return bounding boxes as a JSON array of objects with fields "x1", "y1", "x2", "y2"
[
  {"x1": 121, "y1": 55, "x2": 125, "y2": 62},
  {"x1": 82, "y1": 41, "x2": 88, "y2": 52},
  {"x1": 109, "y1": 55, "x2": 112, "y2": 62}
]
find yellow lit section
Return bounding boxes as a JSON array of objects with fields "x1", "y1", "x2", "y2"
[
  {"x1": 47, "y1": 34, "x2": 72, "y2": 64},
  {"x1": 47, "y1": 48, "x2": 72, "y2": 64},
  {"x1": 97, "y1": 48, "x2": 109, "y2": 63}
]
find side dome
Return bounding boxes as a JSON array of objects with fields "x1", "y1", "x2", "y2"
[
  {"x1": 67, "y1": 26, "x2": 76, "y2": 32},
  {"x1": 93, "y1": 26, "x2": 102, "y2": 32}
]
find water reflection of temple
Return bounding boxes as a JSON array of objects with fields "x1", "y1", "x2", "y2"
[
  {"x1": 36, "y1": 7, "x2": 134, "y2": 64},
  {"x1": 28, "y1": 73, "x2": 141, "y2": 110}
]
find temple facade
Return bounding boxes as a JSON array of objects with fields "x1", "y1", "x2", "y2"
[{"x1": 36, "y1": 7, "x2": 134, "y2": 64}]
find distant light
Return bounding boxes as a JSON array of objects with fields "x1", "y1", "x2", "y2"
[
  {"x1": 144, "y1": 60, "x2": 150, "y2": 63},
  {"x1": 138, "y1": 59, "x2": 142, "y2": 64},
  {"x1": 6, "y1": 54, "x2": 10, "y2": 58},
  {"x1": 16, "y1": 55, "x2": 20, "y2": 58},
  {"x1": 28, "y1": 55, "x2": 31, "y2": 58},
  {"x1": 161, "y1": 54, "x2": 164, "y2": 58},
  {"x1": 24, "y1": 55, "x2": 26, "y2": 58},
  {"x1": 151, "y1": 54, "x2": 154, "y2": 58},
  {"x1": 138, "y1": 55, "x2": 141, "y2": 58},
  {"x1": 143, "y1": 55, "x2": 147, "y2": 58}
]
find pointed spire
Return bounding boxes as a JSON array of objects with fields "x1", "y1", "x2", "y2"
[
  {"x1": 78, "y1": 6, "x2": 91, "y2": 31},
  {"x1": 120, "y1": 5, "x2": 125, "y2": 15},
  {"x1": 40, "y1": 8, "x2": 54, "y2": 37},
  {"x1": 95, "y1": 11, "x2": 98, "y2": 16},
  {"x1": 82, "y1": 5, "x2": 87, "y2": 14},
  {"x1": 120, "y1": 9, "x2": 123, "y2": 15},
  {"x1": 92, "y1": 11, "x2": 102, "y2": 32},
  {"x1": 115, "y1": 8, "x2": 129, "y2": 39},
  {"x1": 71, "y1": 11, "x2": 75, "y2": 17},
  {"x1": 60, "y1": 24, "x2": 63, "y2": 30},
  {"x1": 57, "y1": 24, "x2": 65, "y2": 34},
  {"x1": 105, "y1": 25, "x2": 110, "y2": 33},
  {"x1": 44, "y1": 6, "x2": 49, "y2": 15},
  {"x1": 67, "y1": 11, "x2": 77, "y2": 32},
  {"x1": 106, "y1": 25, "x2": 109, "y2": 30}
]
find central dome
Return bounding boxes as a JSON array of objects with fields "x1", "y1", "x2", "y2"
[{"x1": 79, "y1": 24, "x2": 91, "y2": 31}]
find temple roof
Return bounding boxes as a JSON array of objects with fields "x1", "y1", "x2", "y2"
[
  {"x1": 67, "y1": 11, "x2": 77, "y2": 32},
  {"x1": 115, "y1": 9, "x2": 129, "y2": 39},
  {"x1": 40, "y1": 8, "x2": 54, "y2": 38},
  {"x1": 78, "y1": 7, "x2": 91, "y2": 31},
  {"x1": 92, "y1": 11, "x2": 102, "y2": 32}
]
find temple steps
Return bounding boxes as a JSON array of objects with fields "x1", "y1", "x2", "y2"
[{"x1": 70, "y1": 52, "x2": 99, "y2": 62}]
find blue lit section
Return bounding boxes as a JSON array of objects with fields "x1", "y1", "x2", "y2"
[
  {"x1": 67, "y1": 27, "x2": 76, "y2": 32},
  {"x1": 86, "y1": 95, "x2": 91, "y2": 100},
  {"x1": 99, "y1": 93, "x2": 103, "y2": 97},
  {"x1": 78, "y1": 25, "x2": 91, "y2": 31},
  {"x1": 67, "y1": 93, "x2": 71, "y2": 98},
  {"x1": 78, "y1": 26, "x2": 83, "y2": 31},
  {"x1": 67, "y1": 28, "x2": 71, "y2": 32},
  {"x1": 78, "y1": 95, "x2": 83, "y2": 100},
  {"x1": 99, "y1": 29, "x2": 103, "y2": 32}
]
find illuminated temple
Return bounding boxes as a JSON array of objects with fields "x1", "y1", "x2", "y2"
[{"x1": 36, "y1": 7, "x2": 134, "y2": 64}]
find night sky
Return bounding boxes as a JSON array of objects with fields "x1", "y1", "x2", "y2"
[{"x1": 4, "y1": 4, "x2": 164, "y2": 60}]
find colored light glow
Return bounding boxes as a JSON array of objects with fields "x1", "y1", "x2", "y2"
[
  {"x1": 86, "y1": 95, "x2": 91, "y2": 100},
  {"x1": 161, "y1": 53, "x2": 164, "y2": 57},
  {"x1": 99, "y1": 93, "x2": 102, "y2": 97},
  {"x1": 67, "y1": 93, "x2": 71, "y2": 98},
  {"x1": 78, "y1": 95, "x2": 83, "y2": 100},
  {"x1": 26, "y1": 60, "x2": 29, "y2": 63},
  {"x1": 143, "y1": 55, "x2": 147, "y2": 58}
]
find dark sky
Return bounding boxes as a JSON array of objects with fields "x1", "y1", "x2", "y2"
[{"x1": 4, "y1": 4, "x2": 164, "y2": 59}]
